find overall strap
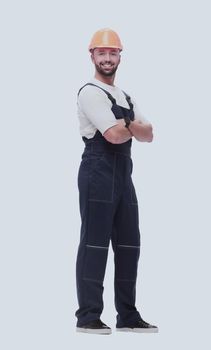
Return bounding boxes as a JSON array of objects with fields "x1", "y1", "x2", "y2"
[
  {"x1": 122, "y1": 90, "x2": 134, "y2": 110},
  {"x1": 78, "y1": 83, "x2": 133, "y2": 110},
  {"x1": 77, "y1": 83, "x2": 116, "y2": 104}
]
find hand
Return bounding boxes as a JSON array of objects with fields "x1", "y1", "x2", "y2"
[
  {"x1": 117, "y1": 118, "x2": 134, "y2": 137},
  {"x1": 130, "y1": 119, "x2": 143, "y2": 125},
  {"x1": 128, "y1": 120, "x2": 153, "y2": 142}
]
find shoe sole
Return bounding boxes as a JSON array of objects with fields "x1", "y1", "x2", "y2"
[
  {"x1": 76, "y1": 327, "x2": 112, "y2": 335},
  {"x1": 116, "y1": 327, "x2": 159, "y2": 333}
]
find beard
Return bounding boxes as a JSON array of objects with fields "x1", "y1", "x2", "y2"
[{"x1": 95, "y1": 63, "x2": 119, "y2": 77}]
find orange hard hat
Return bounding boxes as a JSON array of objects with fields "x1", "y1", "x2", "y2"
[{"x1": 88, "y1": 28, "x2": 123, "y2": 52}]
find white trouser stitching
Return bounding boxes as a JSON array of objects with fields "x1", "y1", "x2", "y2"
[
  {"x1": 86, "y1": 244, "x2": 109, "y2": 249},
  {"x1": 117, "y1": 245, "x2": 140, "y2": 248}
]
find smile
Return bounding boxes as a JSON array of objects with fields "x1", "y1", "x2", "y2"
[{"x1": 101, "y1": 64, "x2": 113, "y2": 68}]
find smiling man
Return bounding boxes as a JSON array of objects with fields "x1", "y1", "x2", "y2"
[
  {"x1": 75, "y1": 28, "x2": 158, "y2": 335},
  {"x1": 92, "y1": 47, "x2": 120, "y2": 77}
]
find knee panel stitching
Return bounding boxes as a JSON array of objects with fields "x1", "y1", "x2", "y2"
[
  {"x1": 117, "y1": 244, "x2": 140, "y2": 249},
  {"x1": 86, "y1": 244, "x2": 109, "y2": 249}
]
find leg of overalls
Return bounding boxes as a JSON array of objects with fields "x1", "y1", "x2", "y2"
[
  {"x1": 111, "y1": 156, "x2": 142, "y2": 327},
  {"x1": 75, "y1": 150, "x2": 116, "y2": 327}
]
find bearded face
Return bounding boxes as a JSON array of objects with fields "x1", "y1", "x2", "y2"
[{"x1": 91, "y1": 48, "x2": 121, "y2": 77}]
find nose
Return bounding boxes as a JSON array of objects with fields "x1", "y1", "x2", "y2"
[{"x1": 104, "y1": 52, "x2": 112, "y2": 61}]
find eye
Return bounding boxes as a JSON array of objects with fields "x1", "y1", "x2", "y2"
[{"x1": 111, "y1": 51, "x2": 119, "y2": 57}]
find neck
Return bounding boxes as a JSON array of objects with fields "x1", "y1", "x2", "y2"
[{"x1": 94, "y1": 72, "x2": 115, "y2": 86}]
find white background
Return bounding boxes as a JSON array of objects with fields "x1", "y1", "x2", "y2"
[{"x1": 0, "y1": 0, "x2": 211, "y2": 349}]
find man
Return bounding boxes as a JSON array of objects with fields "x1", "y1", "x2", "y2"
[{"x1": 75, "y1": 28, "x2": 158, "y2": 335}]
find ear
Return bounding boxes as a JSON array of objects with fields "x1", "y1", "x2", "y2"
[{"x1": 90, "y1": 50, "x2": 95, "y2": 63}]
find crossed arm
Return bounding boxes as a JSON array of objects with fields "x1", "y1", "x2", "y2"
[{"x1": 103, "y1": 118, "x2": 153, "y2": 144}]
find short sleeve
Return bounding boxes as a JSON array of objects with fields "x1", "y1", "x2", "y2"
[
  {"x1": 78, "y1": 86, "x2": 118, "y2": 135},
  {"x1": 132, "y1": 98, "x2": 151, "y2": 124}
]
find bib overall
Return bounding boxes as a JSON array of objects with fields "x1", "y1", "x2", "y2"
[{"x1": 75, "y1": 83, "x2": 142, "y2": 327}]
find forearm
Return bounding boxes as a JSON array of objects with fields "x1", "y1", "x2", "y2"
[
  {"x1": 114, "y1": 118, "x2": 133, "y2": 144},
  {"x1": 128, "y1": 120, "x2": 153, "y2": 142},
  {"x1": 105, "y1": 118, "x2": 153, "y2": 144}
]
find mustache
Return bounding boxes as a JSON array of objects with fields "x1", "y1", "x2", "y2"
[{"x1": 100, "y1": 62, "x2": 113, "y2": 65}]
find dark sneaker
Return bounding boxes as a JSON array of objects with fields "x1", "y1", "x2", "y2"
[
  {"x1": 76, "y1": 319, "x2": 112, "y2": 335},
  {"x1": 116, "y1": 317, "x2": 159, "y2": 333}
]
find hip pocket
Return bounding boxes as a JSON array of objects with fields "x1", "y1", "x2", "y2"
[{"x1": 88, "y1": 152, "x2": 116, "y2": 202}]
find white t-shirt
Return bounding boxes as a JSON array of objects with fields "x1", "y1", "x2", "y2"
[{"x1": 77, "y1": 77, "x2": 150, "y2": 139}]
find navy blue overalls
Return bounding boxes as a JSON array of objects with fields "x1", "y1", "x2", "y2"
[{"x1": 75, "y1": 83, "x2": 142, "y2": 328}]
